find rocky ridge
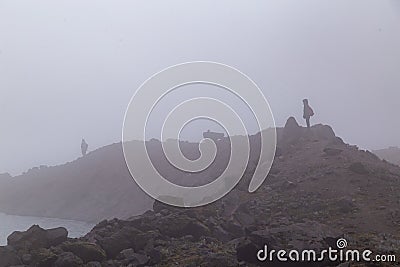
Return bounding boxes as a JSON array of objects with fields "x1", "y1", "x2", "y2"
[{"x1": 0, "y1": 118, "x2": 399, "y2": 266}]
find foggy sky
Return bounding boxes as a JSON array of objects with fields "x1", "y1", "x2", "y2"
[{"x1": 1, "y1": 0, "x2": 399, "y2": 175}]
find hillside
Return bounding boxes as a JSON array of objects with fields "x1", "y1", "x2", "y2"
[
  {"x1": 0, "y1": 135, "x2": 234, "y2": 222},
  {"x1": 0, "y1": 143, "x2": 154, "y2": 223},
  {"x1": 1, "y1": 117, "x2": 399, "y2": 266}
]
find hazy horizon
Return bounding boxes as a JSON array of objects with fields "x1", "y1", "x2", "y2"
[{"x1": 1, "y1": 0, "x2": 400, "y2": 175}]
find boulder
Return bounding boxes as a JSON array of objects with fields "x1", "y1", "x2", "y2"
[
  {"x1": 46, "y1": 227, "x2": 69, "y2": 246},
  {"x1": 7, "y1": 225, "x2": 67, "y2": 250},
  {"x1": 0, "y1": 247, "x2": 22, "y2": 267},
  {"x1": 282, "y1": 117, "x2": 303, "y2": 144},
  {"x1": 130, "y1": 253, "x2": 149, "y2": 266},
  {"x1": 21, "y1": 253, "x2": 32, "y2": 265},
  {"x1": 54, "y1": 252, "x2": 83, "y2": 267},
  {"x1": 97, "y1": 226, "x2": 150, "y2": 258},
  {"x1": 311, "y1": 124, "x2": 336, "y2": 140},
  {"x1": 117, "y1": 248, "x2": 135, "y2": 260},
  {"x1": 117, "y1": 248, "x2": 148, "y2": 266},
  {"x1": 30, "y1": 248, "x2": 58, "y2": 267},
  {"x1": 147, "y1": 247, "x2": 162, "y2": 265},
  {"x1": 61, "y1": 241, "x2": 106, "y2": 263}
]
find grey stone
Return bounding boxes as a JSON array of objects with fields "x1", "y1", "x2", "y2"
[
  {"x1": 0, "y1": 247, "x2": 22, "y2": 267},
  {"x1": 53, "y1": 252, "x2": 83, "y2": 267}
]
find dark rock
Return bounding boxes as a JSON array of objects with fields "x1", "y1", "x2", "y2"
[
  {"x1": 7, "y1": 225, "x2": 48, "y2": 250},
  {"x1": 46, "y1": 227, "x2": 68, "y2": 246},
  {"x1": 117, "y1": 248, "x2": 135, "y2": 260},
  {"x1": 275, "y1": 147, "x2": 283, "y2": 157},
  {"x1": 61, "y1": 241, "x2": 106, "y2": 263},
  {"x1": 282, "y1": 117, "x2": 303, "y2": 144},
  {"x1": 97, "y1": 226, "x2": 150, "y2": 258},
  {"x1": 7, "y1": 225, "x2": 67, "y2": 250},
  {"x1": 159, "y1": 209, "x2": 170, "y2": 216},
  {"x1": 132, "y1": 253, "x2": 149, "y2": 266},
  {"x1": 94, "y1": 220, "x2": 108, "y2": 229},
  {"x1": 118, "y1": 249, "x2": 148, "y2": 266},
  {"x1": 236, "y1": 238, "x2": 259, "y2": 263},
  {"x1": 98, "y1": 229, "x2": 137, "y2": 258},
  {"x1": 31, "y1": 248, "x2": 58, "y2": 267},
  {"x1": 54, "y1": 252, "x2": 83, "y2": 267},
  {"x1": 0, "y1": 247, "x2": 22, "y2": 267},
  {"x1": 311, "y1": 124, "x2": 336, "y2": 140},
  {"x1": 21, "y1": 253, "x2": 32, "y2": 264},
  {"x1": 147, "y1": 248, "x2": 162, "y2": 265},
  {"x1": 334, "y1": 136, "x2": 345, "y2": 144}
]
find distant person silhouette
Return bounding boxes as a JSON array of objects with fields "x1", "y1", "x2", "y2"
[
  {"x1": 303, "y1": 99, "x2": 314, "y2": 128},
  {"x1": 81, "y1": 138, "x2": 88, "y2": 156}
]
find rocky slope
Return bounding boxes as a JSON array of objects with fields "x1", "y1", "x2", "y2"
[
  {"x1": 0, "y1": 143, "x2": 153, "y2": 222},
  {"x1": 0, "y1": 118, "x2": 399, "y2": 266},
  {"x1": 0, "y1": 136, "x2": 234, "y2": 222}
]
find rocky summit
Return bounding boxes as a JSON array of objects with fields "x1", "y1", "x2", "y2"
[{"x1": 0, "y1": 118, "x2": 399, "y2": 266}]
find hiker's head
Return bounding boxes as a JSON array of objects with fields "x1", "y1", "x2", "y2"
[{"x1": 303, "y1": 99, "x2": 309, "y2": 105}]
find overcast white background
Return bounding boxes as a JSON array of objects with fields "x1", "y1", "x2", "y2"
[{"x1": 1, "y1": 0, "x2": 399, "y2": 175}]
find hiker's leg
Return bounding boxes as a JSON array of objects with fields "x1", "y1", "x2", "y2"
[{"x1": 306, "y1": 117, "x2": 310, "y2": 128}]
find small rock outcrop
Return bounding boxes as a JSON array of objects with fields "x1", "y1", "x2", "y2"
[
  {"x1": 7, "y1": 225, "x2": 68, "y2": 250},
  {"x1": 60, "y1": 242, "x2": 106, "y2": 263}
]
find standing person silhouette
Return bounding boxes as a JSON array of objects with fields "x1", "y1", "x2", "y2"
[
  {"x1": 303, "y1": 99, "x2": 314, "y2": 128},
  {"x1": 81, "y1": 138, "x2": 88, "y2": 156}
]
